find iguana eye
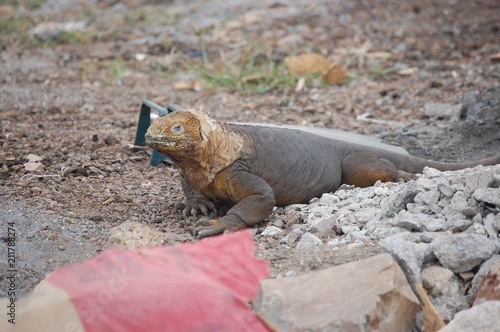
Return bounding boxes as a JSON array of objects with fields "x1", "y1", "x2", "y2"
[{"x1": 170, "y1": 123, "x2": 184, "y2": 134}]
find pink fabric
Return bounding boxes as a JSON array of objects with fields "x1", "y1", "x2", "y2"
[{"x1": 47, "y1": 230, "x2": 269, "y2": 331}]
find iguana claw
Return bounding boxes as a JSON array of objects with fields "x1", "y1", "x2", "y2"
[{"x1": 194, "y1": 218, "x2": 246, "y2": 238}]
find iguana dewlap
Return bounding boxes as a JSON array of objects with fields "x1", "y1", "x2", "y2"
[{"x1": 145, "y1": 109, "x2": 500, "y2": 237}]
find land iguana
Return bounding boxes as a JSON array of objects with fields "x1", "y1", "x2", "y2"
[{"x1": 145, "y1": 109, "x2": 500, "y2": 237}]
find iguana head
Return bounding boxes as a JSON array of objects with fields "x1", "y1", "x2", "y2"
[
  {"x1": 145, "y1": 110, "x2": 207, "y2": 155},
  {"x1": 145, "y1": 109, "x2": 248, "y2": 186}
]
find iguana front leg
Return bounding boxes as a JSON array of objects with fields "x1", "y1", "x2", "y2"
[
  {"x1": 177, "y1": 177, "x2": 217, "y2": 218},
  {"x1": 194, "y1": 171, "x2": 276, "y2": 238}
]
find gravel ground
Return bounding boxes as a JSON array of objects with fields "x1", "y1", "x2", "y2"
[{"x1": 1, "y1": 0, "x2": 499, "y2": 301}]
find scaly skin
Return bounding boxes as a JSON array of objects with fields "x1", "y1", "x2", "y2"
[{"x1": 145, "y1": 109, "x2": 500, "y2": 237}]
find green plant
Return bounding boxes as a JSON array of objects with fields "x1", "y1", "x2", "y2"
[{"x1": 178, "y1": 34, "x2": 303, "y2": 94}]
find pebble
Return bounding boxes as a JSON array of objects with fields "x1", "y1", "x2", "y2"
[
  {"x1": 296, "y1": 232, "x2": 322, "y2": 251},
  {"x1": 261, "y1": 226, "x2": 284, "y2": 237}
]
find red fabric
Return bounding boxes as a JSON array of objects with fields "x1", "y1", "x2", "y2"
[{"x1": 47, "y1": 230, "x2": 269, "y2": 332}]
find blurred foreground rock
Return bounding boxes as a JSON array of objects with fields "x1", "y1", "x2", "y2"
[
  {"x1": 253, "y1": 253, "x2": 420, "y2": 331},
  {"x1": 438, "y1": 301, "x2": 500, "y2": 332}
]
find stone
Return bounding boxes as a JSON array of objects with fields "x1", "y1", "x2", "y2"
[
  {"x1": 295, "y1": 232, "x2": 322, "y2": 251},
  {"x1": 380, "y1": 233, "x2": 429, "y2": 285},
  {"x1": 25, "y1": 154, "x2": 43, "y2": 162},
  {"x1": 461, "y1": 87, "x2": 500, "y2": 124},
  {"x1": 443, "y1": 191, "x2": 477, "y2": 217},
  {"x1": 24, "y1": 162, "x2": 45, "y2": 172},
  {"x1": 423, "y1": 102, "x2": 461, "y2": 121},
  {"x1": 421, "y1": 265, "x2": 460, "y2": 297},
  {"x1": 465, "y1": 169, "x2": 493, "y2": 194},
  {"x1": 253, "y1": 254, "x2": 419, "y2": 332},
  {"x1": 310, "y1": 216, "x2": 336, "y2": 233},
  {"x1": 414, "y1": 188, "x2": 440, "y2": 206},
  {"x1": 431, "y1": 294, "x2": 469, "y2": 324},
  {"x1": 318, "y1": 193, "x2": 340, "y2": 206},
  {"x1": 432, "y1": 233, "x2": 499, "y2": 273},
  {"x1": 471, "y1": 262, "x2": 500, "y2": 305},
  {"x1": 306, "y1": 206, "x2": 334, "y2": 222},
  {"x1": 465, "y1": 222, "x2": 487, "y2": 235},
  {"x1": 473, "y1": 188, "x2": 500, "y2": 206},
  {"x1": 445, "y1": 213, "x2": 474, "y2": 232},
  {"x1": 281, "y1": 231, "x2": 300, "y2": 246},
  {"x1": 470, "y1": 255, "x2": 500, "y2": 297},
  {"x1": 483, "y1": 213, "x2": 499, "y2": 238},
  {"x1": 340, "y1": 224, "x2": 360, "y2": 235},
  {"x1": 439, "y1": 300, "x2": 500, "y2": 332},
  {"x1": 380, "y1": 185, "x2": 418, "y2": 218},
  {"x1": 346, "y1": 230, "x2": 367, "y2": 243},
  {"x1": 108, "y1": 221, "x2": 166, "y2": 249},
  {"x1": 261, "y1": 226, "x2": 284, "y2": 237}
]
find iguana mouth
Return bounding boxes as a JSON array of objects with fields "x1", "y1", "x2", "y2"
[
  {"x1": 145, "y1": 139, "x2": 177, "y2": 147},
  {"x1": 144, "y1": 132, "x2": 176, "y2": 146}
]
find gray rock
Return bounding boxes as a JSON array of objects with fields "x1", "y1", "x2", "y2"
[
  {"x1": 461, "y1": 87, "x2": 500, "y2": 124},
  {"x1": 470, "y1": 255, "x2": 500, "y2": 298},
  {"x1": 390, "y1": 210, "x2": 441, "y2": 232},
  {"x1": 253, "y1": 254, "x2": 420, "y2": 332},
  {"x1": 465, "y1": 222, "x2": 487, "y2": 235},
  {"x1": 432, "y1": 233, "x2": 499, "y2": 273},
  {"x1": 261, "y1": 226, "x2": 284, "y2": 237},
  {"x1": 421, "y1": 265, "x2": 460, "y2": 297},
  {"x1": 108, "y1": 221, "x2": 166, "y2": 249},
  {"x1": 307, "y1": 206, "x2": 334, "y2": 222},
  {"x1": 414, "y1": 188, "x2": 441, "y2": 206},
  {"x1": 473, "y1": 187, "x2": 500, "y2": 206},
  {"x1": 327, "y1": 238, "x2": 340, "y2": 247},
  {"x1": 380, "y1": 233, "x2": 432, "y2": 284},
  {"x1": 423, "y1": 102, "x2": 461, "y2": 121},
  {"x1": 281, "y1": 231, "x2": 300, "y2": 246},
  {"x1": 432, "y1": 294, "x2": 469, "y2": 324},
  {"x1": 380, "y1": 185, "x2": 418, "y2": 218},
  {"x1": 439, "y1": 300, "x2": 500, "y2": 332},
  {"x1": 443, "y1": 191, "x2": 477, "y2": 217},
  {"x1": 310, "y1": 216, "x2": 336, "y2": 234},
  {"x1": 471, "y1": 262, "x2": 500, "y2": 305},
  {"x1": 340, "y1": 224, "x2": 360, "y2": 235},
  {"x1": 465, "y1": 169, "x2": 493, "y2": 195},
  {"x1": 483, "y1": 213, "x2": 498, "y2": 238},
  {"x1": 445, "y1": 214, "x2": 475, "y2": 233},
  {"x1": 272, "y1": 219, "x2": 285, "y2": 228},
  {"x1": 346, "y1": 230, "x2": 367, "y2": 243},
  {"x1": 296, "y1": 232, "x2": 322, "y2": 251},
  {"x1": 318, "y1": 193, "x2": 340, "y2": 206}
]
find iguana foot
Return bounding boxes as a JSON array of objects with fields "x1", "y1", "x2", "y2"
[
  {"x1": 193, "y1": 218, "x2": 247, "y2": 238},
  {"x1": 172, "y1": 197, "x2": 217, "y2": 219}
]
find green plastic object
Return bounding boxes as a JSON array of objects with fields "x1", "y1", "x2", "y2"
[{"x1": 133, "y1": 100, "x2": 182, "y2": 166}]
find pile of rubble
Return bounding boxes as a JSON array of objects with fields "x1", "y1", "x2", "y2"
[{"x1": 254, "y1": 163, "x2": 500, "y2": 330}]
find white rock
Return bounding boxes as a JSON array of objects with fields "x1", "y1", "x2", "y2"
[
  {"x1": 307, "y1": 206, "x2": 334, "y2": 222},
  {"x1": 432, "y1": 233, "x2": 498, "y2": 273},
  {"x1": 318, "y1": 193, "x2": 340, "y2": 206},
  {"x1": 340, "y1": 225, "x2": 360, "y2": 235},
  {"x1": 421, "y1": 265, "x2": 460, "y2": 297},
  {"x1": 296, "y1": 232, "x2": 322, "y2": 251},
  {"x1": 24, "y1": 162, "x2": 45, "y2": 172},
  {"x1": 439, "y1": 300, "x2": 500, "y2": 332},
  {"x1": 261, "y1": 226, "x2": 283, "y2": 237},
  {"x1": 26, "y1": 154, "x2": 43, "y2": 162},
  {"x1": 473, "y1": 188, "x2": 500, "y2": 206}
]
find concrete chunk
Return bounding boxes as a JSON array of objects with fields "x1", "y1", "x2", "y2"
[{"x1": 253, "y1": 253, "x2": 420, "y2": 332}]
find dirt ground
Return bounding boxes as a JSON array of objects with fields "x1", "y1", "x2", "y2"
[{"x1": 1, "y1": 0, "x2": 499, "y2": 297}]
